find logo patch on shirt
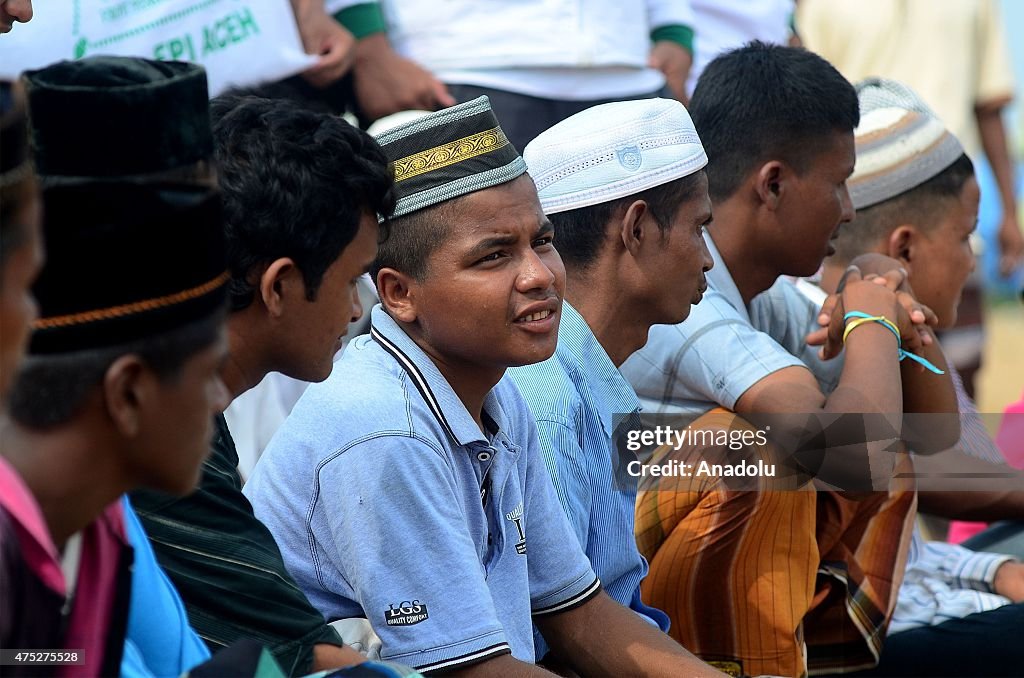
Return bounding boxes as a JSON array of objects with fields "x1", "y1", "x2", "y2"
[
  {"x1": 504, "y1": 502, "x2": 527, "y2": 555},
  {"x1": 384, "y1": 600, "x2": 429, "y2": 626}
]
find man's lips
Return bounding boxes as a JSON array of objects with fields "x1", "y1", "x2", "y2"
[{"x1": 513, "y1": 297, "x2": 560, "y2": 325}]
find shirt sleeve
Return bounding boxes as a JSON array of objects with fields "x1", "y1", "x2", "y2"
[
  {"x1": 317, "y1": 435, "x2": 513, "y2": 672},
  {"x1": 625, "y1": 289, "x2": 807, "y2": 412},
  {"x1": 330, "y1": 2, "x2": 387, "y2": 40},
  {"x1": 914, "y1": 540, "x2": 1015, "y2": 593},
  {"x1": 975, "y1": 0, "x2": 1015, "y2": 106},
  {"x1": 645, "y1": 0, "x2": 695, "y2": 32},
  {"x1": 129, "y1": 425, "x2": 342, "y2": 678},
  {"x1": 532, "y1": 415, "x2": 592, "y2": 553},
  {"x1": 122, "y1": 497, "x2": 210, "y2": 677},
  {"x1": 519, "y1": 422, "x2": 602, "y2": 616}
]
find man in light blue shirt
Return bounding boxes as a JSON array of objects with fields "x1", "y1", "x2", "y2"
[
  {"x1": 245, "y1": 98, "x2": 722, "y2": 676},
  {"x1": 507, "y1": 99, "x2": 713, "y2": 651}
]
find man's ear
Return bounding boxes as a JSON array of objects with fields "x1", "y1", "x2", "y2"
[
  {"x1": 258, "y1": 258, "x2": 300, "y2": 318},
  {"x1": 376, "y1": 267, "x2": 418, "y2": 324},
  {"x1": 754, "y1": 161, "x2": 786, "y2": 211},
  {"x1": 886, "y1": 225, "x2": 916, "y2": 269},
  {"x1": 619, "y1": 199, "x2": 648, "y2": 258},
  {"x1": 103, "y1": 354, "x2": 150, "y2": 438}
]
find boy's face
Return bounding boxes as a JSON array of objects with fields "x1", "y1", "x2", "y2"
[
  {"x1": 407, "y1": 175, "x2": 565, "y2": 376},
  {"x1": 0, "y1": 192, "x2": 42, "y2": 402},
  {"x1": 778, "y1": 131, "x2": 857, "y2": 276},
  {"x1": 637, "y1": 172, "x2": 714, "y2": 325},
  {"x1": 132, "y1": 331, "x2": 230, "y2": 495},
  {"x1": 284, "y1": 213, "x2": 379, "y2": 383},
  {"x1": 908, "y1": 176, "x2": 980, "y2": 328}
]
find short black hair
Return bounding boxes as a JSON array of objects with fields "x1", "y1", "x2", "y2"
[
  {"x1": 8, "y1": 312, "x2": 224, "y2": 429},
  {"x1": 690, "y1": 41, "x2": 859, "y2": 202},
  {"x1": 548, "y1": 171, "x2": 706, "y2": 270},
  {"x1": 833, "y1": 153, "x2": 976, "y2": 264},
  {"x1": 371, "y1": 195, "x2": 466, "y2": 283},
  {"x1": 210, "y1": 95, "x2": 395, "y2": 311}
]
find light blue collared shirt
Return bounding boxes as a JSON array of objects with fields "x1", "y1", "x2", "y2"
[
  {"x1": 245, "y1": 305, "x2": 599, "y2": 673},
  {"x1": 508, "y1": 302, "x2": 670, "y2": 658},
  {"x1": 621, "y1": 232, "x2": 806, "y2": 415}
]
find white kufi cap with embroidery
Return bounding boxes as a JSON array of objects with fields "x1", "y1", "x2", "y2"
[{"x1": 523, "y1": 98, "x2": 707, "y2": 215}]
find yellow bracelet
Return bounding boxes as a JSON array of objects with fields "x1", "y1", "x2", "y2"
[{"x1": 842, "y1": 315, "x2": 892, "y2": 344}]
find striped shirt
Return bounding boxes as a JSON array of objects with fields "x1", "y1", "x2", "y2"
[{"x1": 508, "y1": 302, "x2": 670, "y2": 657}]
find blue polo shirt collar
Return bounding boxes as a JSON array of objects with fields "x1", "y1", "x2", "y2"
[
  {"x1": 369, "y1": 305, "x2": 511, "y2": 448},
  {"x1": 704, "y1": 231, "x2": 749, "y2": 322},
  {"x1": 556, "y1": 302, "x2": 640, "y2": 436}
]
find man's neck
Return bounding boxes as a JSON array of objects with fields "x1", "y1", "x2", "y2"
[
  {"x1": 0, "y1": 415, "x2": 127, "y2": 549},
  {"x1": 566, "y1": 275, "x2": 647, "y2": 368},
  {"x1": 396, "y1": 326, "x2": 501, "y2": 435},
  {"x1": 708, "y1": 200, "x2": 782, "y2": 305},
  {"x1": 221, "y1": 313, "x2": 271, "y2": 401}
]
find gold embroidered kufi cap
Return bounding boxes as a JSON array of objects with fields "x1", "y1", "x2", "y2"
[{"x1": 373, "y1": 97, "x2": 526, "y2": 218}]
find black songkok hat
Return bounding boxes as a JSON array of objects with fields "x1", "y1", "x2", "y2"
[
  {"x1": 0, "y1": 81, "x2": 31, "y2": 187},
  {"x1": 373, "y1": 96, "x2": 526, "y2": 218},
  {"x1": 30, "y1": 182, "x2": 228, "y2": 355},
  {"x1": 22, "y1": 57, "x2": 213, "y2": 178}
]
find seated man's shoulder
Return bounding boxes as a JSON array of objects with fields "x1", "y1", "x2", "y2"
[{"x1": 506, "y1": 356, "x2": 581, "y2": 423}]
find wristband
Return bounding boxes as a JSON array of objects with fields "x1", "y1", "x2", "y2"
[{"x1": 843, "y1": 311, "x2": 945, "y2": 375}]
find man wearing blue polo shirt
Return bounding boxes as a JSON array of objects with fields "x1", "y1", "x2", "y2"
[
  {"x1": 245, "y1": 97, "x2": 722, "y2": 676},
  {"x1": 506, "y1": 99, "x2": 713, "y2": 655}
]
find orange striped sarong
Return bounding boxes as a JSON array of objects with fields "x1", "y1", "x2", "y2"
[{"x1": 635, "y1": 409, "x2": 916, "y2": 678}]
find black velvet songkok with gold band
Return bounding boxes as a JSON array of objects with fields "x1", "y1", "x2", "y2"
[
  {"x1": 30, "y1": 181, "x2": 228, "y2": 354},
  {"x1": 21, "y1": 56, "x2": 226, "y2": 354},
  {"x1": 373, "y1": 96, "x2": 526, "y2": 218}
]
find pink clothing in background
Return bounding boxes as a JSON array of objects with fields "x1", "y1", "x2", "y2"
[{"x1": 948, "y1": 391, "x2": 1024, "y2": 544}]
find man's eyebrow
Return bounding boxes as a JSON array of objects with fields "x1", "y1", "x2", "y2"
[
  {"x1": 535, "y1": 220, "x2": 554, "y2": 237},
  {"x1": 467, "y1": 233, "x2": 519, "y2": 258}
]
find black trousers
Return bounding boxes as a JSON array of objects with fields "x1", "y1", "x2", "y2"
[{"x1": 824, "y1": 602, "x2": 1024, "y2": 677}]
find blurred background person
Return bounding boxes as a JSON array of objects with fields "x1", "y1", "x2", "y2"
[
  {"x1": 797, "y1": 0, "x2": 1021, "y2": 406},
  {"x1": 329, "y1": 0, "x2": 696, "y2": 151},
  {"x1": 685, "y1": 0, "x2": 795, "y2": 98}
]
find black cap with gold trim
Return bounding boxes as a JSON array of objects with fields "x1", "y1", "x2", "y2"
[
  {"x1": 22, "y1": 56, "x2": 212, "y2": 178},
  {"x1": 29, "y1": 181, "x2": 228, "y2": 354},
  {"x1": 374, "y1": 96, "x2": 526, "y2": 218}
]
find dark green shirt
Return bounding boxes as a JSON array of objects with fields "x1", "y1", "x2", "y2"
[{"x1": 131, "y1": 415, "x2": 343, "y2": 677}]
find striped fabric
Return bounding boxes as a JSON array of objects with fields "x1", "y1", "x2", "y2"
[
  {"x1": 635, "y1": 408, "x2": 819, "y2": 678},
  {"x1": 805, "y1": 453, "x2": 917, "y2": 674},
  {"x1": 635, "y1": 409, "x2": 917, "y2": 677},
  {"x1": 508, "y1": 302, "x2": 670, "y2": 659}
]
